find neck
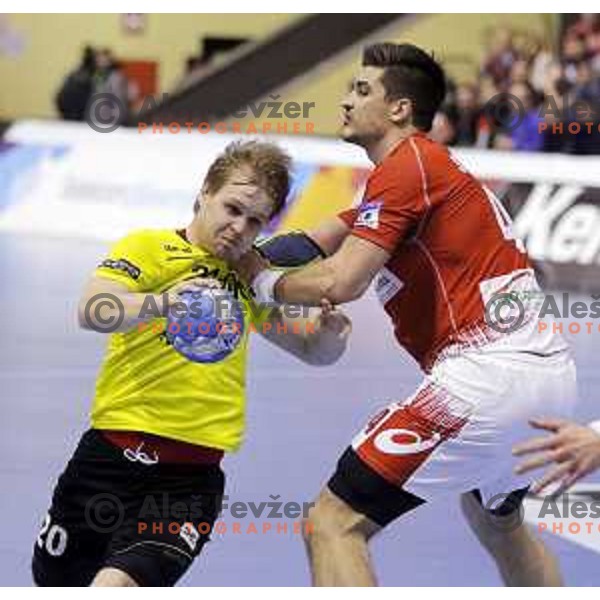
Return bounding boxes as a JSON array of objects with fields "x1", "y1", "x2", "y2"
[
  {"x1": 365, "y1": 125, "x2": 420, "y2": 164},
  {"x1": 185, "y1": 219, "x2": 205, "y2": 248}
]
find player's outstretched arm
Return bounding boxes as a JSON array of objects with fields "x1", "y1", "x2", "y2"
[
  {"x1": 254, "y1": 216, "x2": 352, "y2": 267},
  {"x1": 255, "y1": 236, "x2": 390, "y2": 307},
  {"x1": 258, "y1": 300, "x2": 352, "y2": 366},
  {"x1": 306, "y1": 215, "x2": 352, "y2": 256},
  {"x1": 239, "y1": 235, "x2": 390, "y2": 308},
  {"x1": 513, "y1": 418, "x2": 600, "y2": 495}
]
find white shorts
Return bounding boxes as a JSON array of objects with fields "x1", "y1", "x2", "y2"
[{"x1": 350, "y1": 346, "x2": 577, "y2": 506}]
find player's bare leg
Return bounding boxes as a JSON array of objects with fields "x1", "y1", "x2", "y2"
[
  {"x1": 460, "y1": 492, "x2": 562, "y2": 586},
  {"x1": 302, "y1": 487, "x2": 381, "y2": 586},
  {"x1": 91, "y1": 567, "x2": 138, "y2": 587}
]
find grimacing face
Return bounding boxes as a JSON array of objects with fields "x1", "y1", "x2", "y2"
[
  {"x1": 194, "y1": 167, "x2": 274, "y2": 261},
  {"x1": 340, "y1": 65, "x2": 404, "y2": 147}
]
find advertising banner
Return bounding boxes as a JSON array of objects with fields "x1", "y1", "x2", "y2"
[{"x1": 2, "y1": 120, "x2": 599, "y2": 291}]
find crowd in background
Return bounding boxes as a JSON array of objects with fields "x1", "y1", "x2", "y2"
[
  {"x1": 56, "y1": 46, "x2": 132, "y2": 125},
  {"x1": 54, "y1": 16, "x2": 600, "y2": 154},
  {"x1": 56, "y1": 38, "x2": 247, "y2": 123},
  {"x1": 431, "y1": 13, "x2": 600, "y2": 154}
]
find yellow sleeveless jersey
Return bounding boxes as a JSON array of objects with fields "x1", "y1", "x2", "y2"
[{"x1": 90, "y1": 229, "x2": 269, "y2": 452}]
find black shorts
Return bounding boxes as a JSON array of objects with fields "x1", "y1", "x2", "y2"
[
  {"x1": 32, "y1": 430, "x2": 225, "y2": 587},
  {"x1": 328, "y1": 447, "x2": 529, "y2": 527}
]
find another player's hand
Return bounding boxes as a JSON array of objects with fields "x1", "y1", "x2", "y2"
[
  {"x1": 314, "y1": 299, "x2": 352, "y2": 339},
  {"x1": 513, "y1": 418, "x2": 600, "y2": 496}
]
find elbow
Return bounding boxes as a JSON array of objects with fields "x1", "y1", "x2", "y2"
[
  {"x1": 77, "y1": 300, "x2": 90, "y2": 330},
  {"x1": 77, "y1": 297, "x2": 96, "y2": 330},
  {"x1": 300, "y1": 339, "x2": 349, "y2": 367},
  {"x1": 299, "y1": 351, "x2": 341, "y2": 367},
  {"x1": 315, "y1": 352, "x2": 344, "y2": 367}
]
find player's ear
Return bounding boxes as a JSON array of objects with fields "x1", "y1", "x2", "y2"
[
  {"x1": 194, "y1": 186, "x2": 210, "y2": 213},
  {"x1": 389, "y1": 98, "x2": 412, "y2": 125},
  {"x1": 193, "y1": 193, "x2": 202, "y2": 214}
]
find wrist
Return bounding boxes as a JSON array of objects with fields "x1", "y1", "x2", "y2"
[{"x1": 252, "y1": 269, "x2": 285, "y2": 305}]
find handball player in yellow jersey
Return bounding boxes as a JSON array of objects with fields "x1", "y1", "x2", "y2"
[{"x1": 32, "y1": 141, "x2": 351, "y2": 587}]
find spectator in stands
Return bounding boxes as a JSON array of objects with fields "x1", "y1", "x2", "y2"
[
  {"x1": 572, "y1": 59, "x2": 597, "y2": 96},
  {"x1": 475, "y1": 75, "x2": 502, "y2": 149},
  {"x1": 538, "y1": 62, "x2": 569, "y2": 153},
  {"x1": 94, "y1": 48, "x2": 130, "y2": 124},
  {"x1": 453, "y1": 83, "x2": 480, "y2": 146},
  {"x1": 561, "y1": 35, "x2": 587, "y2": 84},
  {"x1": 481, "y1": 27, "x2": 517, "y2": 87},
  {"x1": 510, "y1": 58, "x2": 531, "y2": 85},
  {"x1": 566, "y1": 62, "x2": 600, "y2": 154},
  {"x1": 529, "y1": 38, "x2": 555, "y2": 94},
  {"x1": 566, "y1": 13, "x2": 600, "y2": 64},
  {"x1": 508, "y1": 81, "x2": 544, "y2": 152},
  {"x1": 444, "y1": 16, "x2": 600, "y2": 155},
  {"x1": 56, "y1": 45, "x2": 96, "y2": 121}
]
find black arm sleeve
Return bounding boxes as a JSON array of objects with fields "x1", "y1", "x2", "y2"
[{"x1": 254, "y1": 232, "x2": 326, "y2": 267}]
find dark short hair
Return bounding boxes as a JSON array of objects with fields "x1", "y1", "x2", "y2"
[
  {"x1": 362, "y1": 42, "x2": 447, "y2": 131},
  {"x1": 196, "y1": 140, "x2": 291, "y2": 218}
]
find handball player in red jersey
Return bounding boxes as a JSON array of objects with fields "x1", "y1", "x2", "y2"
[{"x1": 237, "y1": 43, "x2": 577, "y2": 586}]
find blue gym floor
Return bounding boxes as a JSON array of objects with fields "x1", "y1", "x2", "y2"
[{"x1": 1, "y1": 232, "x2": 599, "y2": 586}]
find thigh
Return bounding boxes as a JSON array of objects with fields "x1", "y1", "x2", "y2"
[
  {"x1": 32, "y1": 430, "x2": 131, "y2": 586},
  {"x1": 349, "y1": 377, "x2": 477, "y2": 500},
  {"x1": 341, "y1": 352, "x2": 575, "y2": 521},
  {"x1": 105, "y1": 462, "x2": 225, "y2": 587},
  {"x1": 434, "y1": 350, "x2": 576, "y2": 503},
  {"x1": 327, "y1": 445, "x2": 426, "y2": 528}
]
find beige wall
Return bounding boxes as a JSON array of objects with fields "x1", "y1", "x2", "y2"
[
  {"x1": 0, "y1": 13, "x2": 301, "y2": 120},
  {"x1": 254, "y1": 13, "x2": 558, "y2": 138},
  {"x1": 1, "y1": 13, "x2": 558, "y2": 129}
]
